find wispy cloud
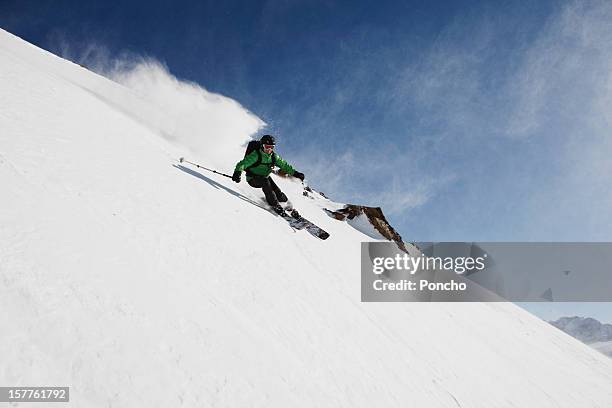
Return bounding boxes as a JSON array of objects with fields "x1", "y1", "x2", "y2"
[
  {"x1": 502, "y1": 0, "x2": 612, "y2": 239},
  {"x1": 292, "y1": 0, "x2": 612, "y2": 239}
]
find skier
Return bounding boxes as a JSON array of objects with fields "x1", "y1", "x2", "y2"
[{"x1": 232, "y1": 134, "x2": 305, "y2": 215}]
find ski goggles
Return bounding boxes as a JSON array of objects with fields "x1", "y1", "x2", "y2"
[{"x1": 262, "y1": 144, "x2": 275, "y2": 151}]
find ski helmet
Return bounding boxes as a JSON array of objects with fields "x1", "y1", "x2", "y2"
[{"x1": 260, "y1": 134, "x2": 275, "y2": 145}]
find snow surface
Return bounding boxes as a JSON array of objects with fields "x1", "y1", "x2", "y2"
[
  {"x1": 1, "y1": 28, "x2": 612, "y2": 407},
  {"x1": 346, "y1": 213, "x2": 387, "y2": 240}
]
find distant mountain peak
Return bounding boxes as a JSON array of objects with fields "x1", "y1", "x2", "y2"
[{"x1": 549, "y1": 316, "x2": 612, "y2": 344}]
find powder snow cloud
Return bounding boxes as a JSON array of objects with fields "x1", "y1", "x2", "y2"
[{"x1": 55, "y1": 40, "x2": 264, "y2": 168}]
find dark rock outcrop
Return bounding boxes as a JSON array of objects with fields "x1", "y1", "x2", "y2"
[{"x1": 326, "y1": 205, "x2": 408, "y2": 253}]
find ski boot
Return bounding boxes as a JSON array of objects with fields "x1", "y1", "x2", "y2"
[{"x1": 272, "y1": 204, "x2": 285, "y2": 215}]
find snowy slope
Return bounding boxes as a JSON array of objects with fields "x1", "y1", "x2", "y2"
[{"x1": 1, "y1": 28, "x2": 612, "y2": 407}]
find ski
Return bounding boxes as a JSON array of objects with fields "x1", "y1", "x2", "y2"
[
  {"x1": 279, "y1": 211, "x2": 330, "y2": 240},
  {"x1": 259, "y1": 198, "x2": 329, "y2": 240}
]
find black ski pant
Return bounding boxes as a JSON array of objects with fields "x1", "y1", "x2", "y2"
[{"x1": 247, "y1": 175, "x2": 287, "y2": 206}]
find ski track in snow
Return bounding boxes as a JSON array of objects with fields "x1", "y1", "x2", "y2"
[{"x1": 1, "y1": 28, "x2": 612, "y2": 407}]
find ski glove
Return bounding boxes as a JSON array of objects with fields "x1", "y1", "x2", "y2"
[
  {"x1": 293, "y1": 171, "x2": 305, "y2": 181},
  {"x1": 232, "y1": 170, "x2": 241, "y2": 183}
]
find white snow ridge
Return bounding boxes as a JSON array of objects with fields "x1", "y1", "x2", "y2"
[{"x1": 1, "y1": 28, "x2": 612, "y2": 407}]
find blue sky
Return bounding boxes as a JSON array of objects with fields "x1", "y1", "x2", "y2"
[{"x1": 2, "y1": 1, "x2": 611, "y2": 321}]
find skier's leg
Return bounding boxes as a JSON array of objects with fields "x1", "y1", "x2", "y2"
[
  {"x1": 248, "y1": 176, "x2": 279, "y2": 206},
  {"x1": 269, "y1": 177, "x2": 287, "y2": 202},
  {"x1": 261, "y1": 178, "x2": 280, "y2": 206}
]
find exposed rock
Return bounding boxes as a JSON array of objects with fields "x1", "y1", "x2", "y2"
[
  {"x1": 326, "y1": 204, "x2": 408, "y2": 253},
  {"x1": 303, "y1": 184, "x2": 327, "y2": 198}
]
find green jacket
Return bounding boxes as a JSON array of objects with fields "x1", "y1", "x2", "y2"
[{"x1": 235, "y1": 149, "x2": 296, "y2": 180}]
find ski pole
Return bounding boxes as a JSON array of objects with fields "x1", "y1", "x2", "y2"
[{"x1": 178, "y1": 157, "x2": 232, "y2": 178}]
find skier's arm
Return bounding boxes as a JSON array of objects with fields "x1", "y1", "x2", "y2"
[
  {"x1": 235, "y1": 150, "x2": 259, "y2": 172},
  {"x1": 273, "y1": 153, "x2": 296, "y2": 176}
]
